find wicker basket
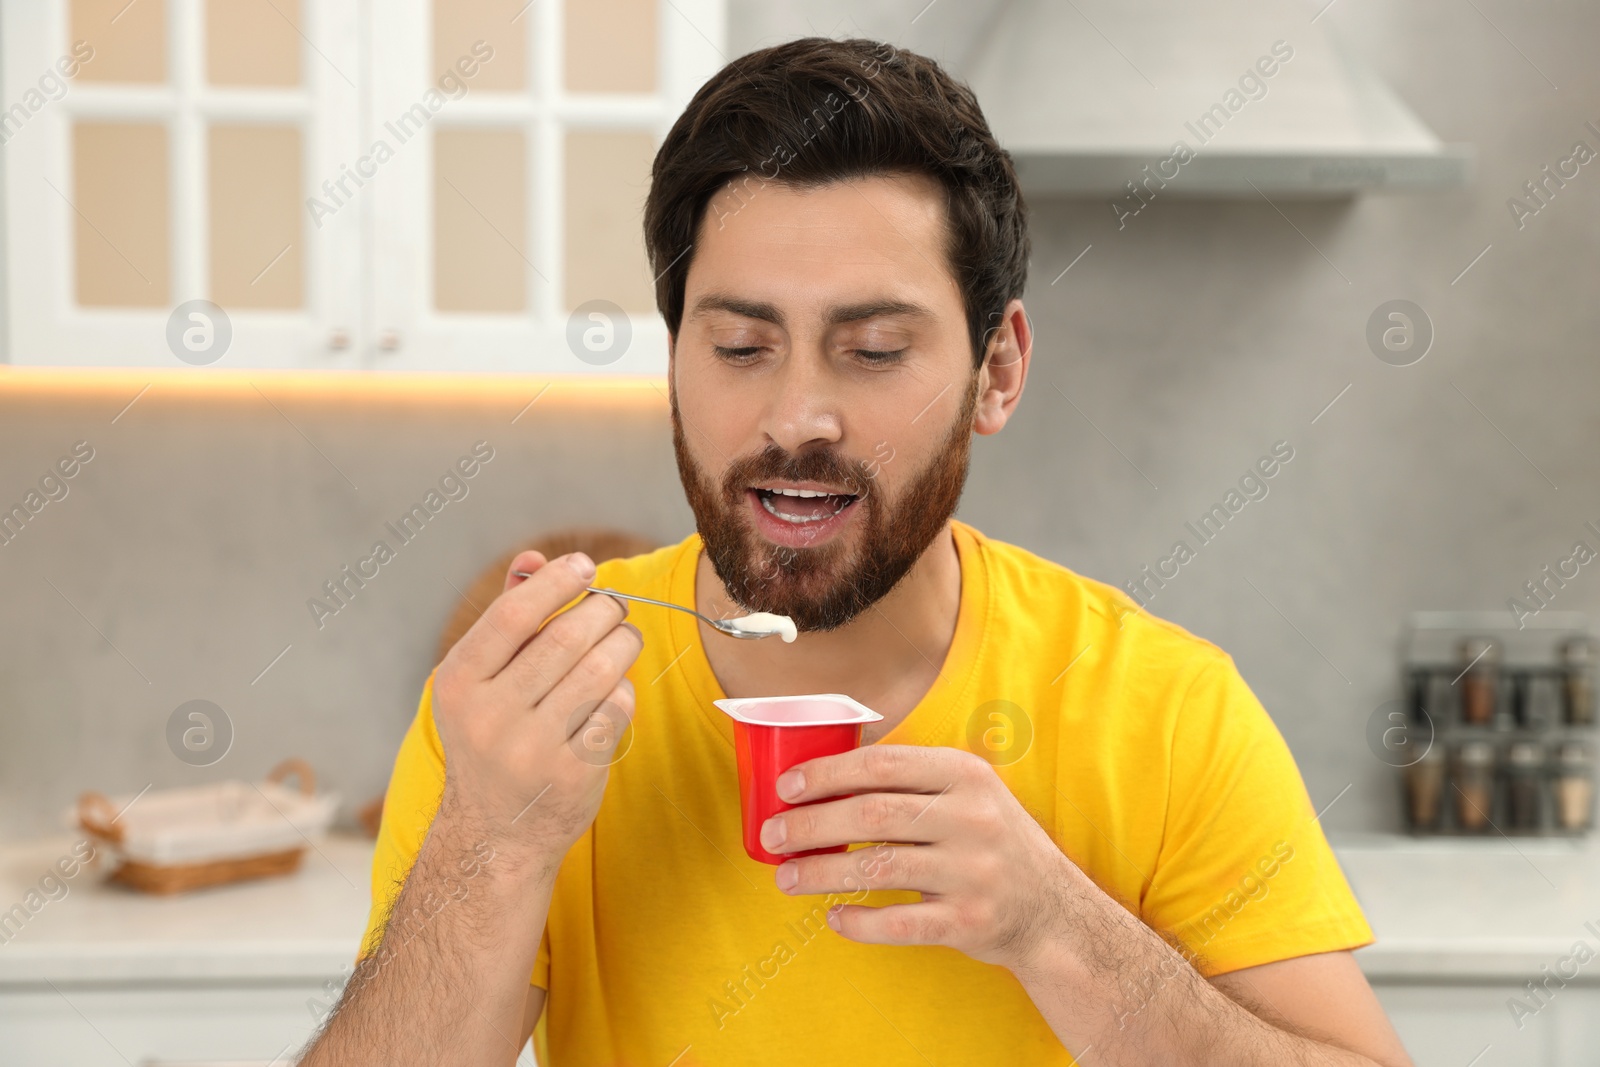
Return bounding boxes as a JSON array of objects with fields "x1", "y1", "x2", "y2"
[{"x1": 76, "y1": 757, "x2": 337, "y2": 895}]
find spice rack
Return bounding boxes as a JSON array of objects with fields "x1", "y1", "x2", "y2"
[{"x1": 1397, "y1": 611, "x2": 1596, "y2": 836}]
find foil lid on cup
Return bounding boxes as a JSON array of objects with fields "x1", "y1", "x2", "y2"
[{"x1": 712, "y1": 693, "x2": 883, "y2": 727}]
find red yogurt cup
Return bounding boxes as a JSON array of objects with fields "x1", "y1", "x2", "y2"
[{"x1": 713, "y1": 693, "x2": 884, "y2": 865}]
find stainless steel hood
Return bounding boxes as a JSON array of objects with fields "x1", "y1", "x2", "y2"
[{"x1": 962, "y1": 0, "x2": 1471, "y2": 197}]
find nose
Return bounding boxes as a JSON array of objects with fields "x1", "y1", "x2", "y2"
[{"x1": 760, "y1": 347, "x2": 843, "y2": 454}]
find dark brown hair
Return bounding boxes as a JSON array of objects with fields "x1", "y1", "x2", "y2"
[{"x1": 644, "y1": 37, "x2": 1030, "y2": 370}]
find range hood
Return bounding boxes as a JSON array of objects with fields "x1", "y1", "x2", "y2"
[{"x1": 962, "y1": 0, "x2": 1471, "y2": 197}]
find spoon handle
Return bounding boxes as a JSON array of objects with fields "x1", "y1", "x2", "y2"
[
  {"x1": 583, "y1": 586, "x2": 698, "y2": 617},
  {"x1": 509, "y1": 573, "x2": 711, "y2": 624}
]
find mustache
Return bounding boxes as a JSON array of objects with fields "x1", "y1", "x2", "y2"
[{"x1": 721, "y1": 444, "x2": 874, "y2": 498}]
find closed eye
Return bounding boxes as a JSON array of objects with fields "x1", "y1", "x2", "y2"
[
  {"x1": 712, "y1": 345, "x2": 906, "y2": 364},
  {"x1": 856, "y1": 348, "x2": 906, "y2": 364}
]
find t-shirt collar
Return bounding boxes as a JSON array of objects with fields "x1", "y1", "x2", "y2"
[{"x1": 669, "y1": 519, "x2": 991, "y2": 749}]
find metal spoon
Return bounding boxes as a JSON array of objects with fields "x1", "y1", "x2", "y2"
[{"x1": 510, "y1": 573, "x2": 781, "y2": 640}]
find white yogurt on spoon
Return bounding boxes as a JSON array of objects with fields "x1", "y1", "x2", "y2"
[{"x1": 726, "y1": 611, "x2": 798, "y2": 643}]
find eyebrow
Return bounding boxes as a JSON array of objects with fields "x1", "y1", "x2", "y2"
[{"x1": 686, "y1": 292, "x2": 935, "y2": 329}]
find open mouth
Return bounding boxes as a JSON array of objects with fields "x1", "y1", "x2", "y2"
[{"x1": 749, "y1": 485, "x2": 860, "y2": 525}]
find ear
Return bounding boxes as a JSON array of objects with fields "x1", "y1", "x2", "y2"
[{"x1": 972, "y1": 299, "x2": 1031, "y2": 436}]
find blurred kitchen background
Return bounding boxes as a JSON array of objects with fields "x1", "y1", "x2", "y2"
[{"x1": 1, "y1": 0, "x2": 1598, "y2": 1064}]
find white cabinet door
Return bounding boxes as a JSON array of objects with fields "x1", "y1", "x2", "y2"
[
  {"x1": 0, "y1": 982, "x2": 328, "y2": 1066},
  {"x1": 365, "y1": 0, "x2": 725, "y2": 376},
  {"x1": 0, "y1": 981, "x2": 542, "y2": 1066},
  {"x1": 2, "y1": 0, "x2": 728, "y2": 374},
  {"x1": 1, "y1": 0, "x2": 364, "y2": 369},
  {"x1": 1372, "y1": 981, "x2": 1600, "y2": 1067}
]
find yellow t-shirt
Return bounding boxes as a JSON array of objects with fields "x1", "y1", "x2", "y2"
[{"x1": 361, "y1": 518, "x2": 1373, "y2": 1065}]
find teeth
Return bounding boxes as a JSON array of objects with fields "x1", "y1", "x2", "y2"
[
  {"x1": 759, "y1": 492, "x2": 852, "y2": 523},
  {"x1": 755, "y1": 489, "x2": 857, "y2": 502},
  {"x1": 761, "y1": 487, "x2": 837, "y2": 498}
]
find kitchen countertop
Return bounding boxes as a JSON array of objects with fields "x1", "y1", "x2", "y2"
[
  {"x1": 2, "y1": 831, "x2": 1597, "y2": 985},
  {"x1": 1331, "y1": 833, "x2": 1600, "y2": 982},
  {"x1": 0, "y1": 831, "x2": 373, "y2": 985}
]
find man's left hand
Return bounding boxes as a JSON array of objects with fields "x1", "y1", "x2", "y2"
[{"x1": 760, "y1": 744, "x2": 1089, "y2": 971}]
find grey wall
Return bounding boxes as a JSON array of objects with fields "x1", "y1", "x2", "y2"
[
  {"x1": 2, "y1": 0, "x2": 1597, "y2": 840},
  {"x1": 0, "y1": 387, "x2": 694, "y2": 839}
]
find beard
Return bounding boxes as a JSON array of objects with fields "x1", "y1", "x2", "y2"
[{"x1": 671, "y1": 370, "x2": 980, "y2": 633}]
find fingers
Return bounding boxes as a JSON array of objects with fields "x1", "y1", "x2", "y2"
[
  {"x1": 450, "y1": 551, "x2": 603, "y2": 681},
  {"x1": 496, "y1": 581, "x2": 631, "y2": 699},
  {"x1": 776, "y1": 744, "x2": 977, "y2": 805},
  {"x1": 502, "y1": 550, "x2": 548, "y2": 594},
  {"x1": 534, "y1": 618, "x2": 644, "y2": 729},
  {"x1": 830, "y1": 901, "x2": 959, "y2": 948},
  {"x1": 561, "y1": 668, "x2": 637, "y2": 752},
  {"x1": 761, "y1": 791, "x2": 948, "y2": 855},
  {"x1": 774, "y1": 843, "x2": 939, "y2": 897},
  {"x1": 595, "y1": 672, "x2": 637, "y2": 724}
]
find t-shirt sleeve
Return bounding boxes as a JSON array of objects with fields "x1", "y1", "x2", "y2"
[
  {"x1": 1140, "y1": 652, "x2": 1374, "y2": 978},
  {"x1": 532, "y1": 918, "x2": 551, "y2": 989},
  {"x1": 356, "y1": 671, "x2": 554, "y2": 991},
  {"x1": 358, "y1": 671, "x2": 448, "y2": 963}
]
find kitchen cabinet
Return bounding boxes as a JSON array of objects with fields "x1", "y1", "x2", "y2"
[
  {"x1": 0, "y1": 0, "x2": 724, "y2": 374},
  {"x1": 1, "y1": 984, "x2": 339, "y2": 1066},
  {"x1": 6, "y1": 831, "x2": 1597, "y2": 1065},
  {"x1": 0, "y1": 833, "x2": 428, "y2": 1066},
  {"x1": 1338, "y1": 834, "x2": 1600, "y2": 1067},
  {"x1": 1369, "y1": 983, "x2": 1600, "y2": 1067}
]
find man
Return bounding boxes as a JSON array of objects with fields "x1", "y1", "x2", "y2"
[{"x1": 303, "y1": 37, "x2": 1411, "y2": 1067}]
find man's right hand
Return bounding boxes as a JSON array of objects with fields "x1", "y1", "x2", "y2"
[
  {"x1": 300, "y1": 549, "x2": 634, "y2": 1066},
  {"x1": 430, "y1": 549, "x2": 643, "y2": 878}
]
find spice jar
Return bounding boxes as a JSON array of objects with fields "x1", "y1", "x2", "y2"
[
  {"x1": 1560, "y1": 635, "x2": 1597, "y2": 726},
  {"x1": 1457, "y1": 637, "x2": 1501, "y2": 725},
  {"x1": 1506, "y1": 741, "x2": 1545, "y2": 831},
  {"x1": 1403, "y1": 742, "x2": 1445, "y2": 831},
  {"x1": 1554, "y1": 741, "x2": 1594, "y2": 832},
  {"x1": 1510, "y1": 671, "x2": 1550, "y2": 728},
  {"x1": 1452, "y1": 740, "x2": 1496, "y2": 831}
]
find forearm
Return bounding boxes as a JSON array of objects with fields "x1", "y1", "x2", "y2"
[
  {"x1": 1011, "y1": 886, "x2": 1387, "y2": 1067},
  {"x1": 301, "y1": 810, "x2": 555, "y2": 1067}
]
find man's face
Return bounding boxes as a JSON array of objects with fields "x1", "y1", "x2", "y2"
[{"x1": 670, "y1": 171, "x2": 982, "y2": 633}]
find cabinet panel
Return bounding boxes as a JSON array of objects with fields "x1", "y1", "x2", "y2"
[
  {"x1": 0, "y1": 981, "x2": 544, "y2": 1066},
  {"x1": 433, "y1": 126, "x2": 529, "y2": 313},
  {"x1": 1369, "y1": 981, "x2": 1600, "y2": 1067},
  {"x1": 0, "y1": 983, "x2": 330, "y2": 1066},
  {"x1": 206, "y1": 0, "x2": 303, "y2": 87},
  {"x1": 563, "y1": 128, "x2": 656, "y2": 315},
  {"x1": 565, "y1": 0, "x2": 657, "y2": 93},
  {"x1": 433, "y1": 0, "x2": 528, "y2": 93},
  {"x1": 72, "y1": 0, "x2": 167, "y2": 84},
  {"x1": 72, "y1": 121, "x2": 172, "y2": 306},
  {"x1": 209, "y1": 123, "x2": 305, "y2": 309}
]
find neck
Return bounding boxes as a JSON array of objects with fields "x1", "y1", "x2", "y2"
[{"x1": 694, "y1": 522, "x2": 963, "y2": 740}]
